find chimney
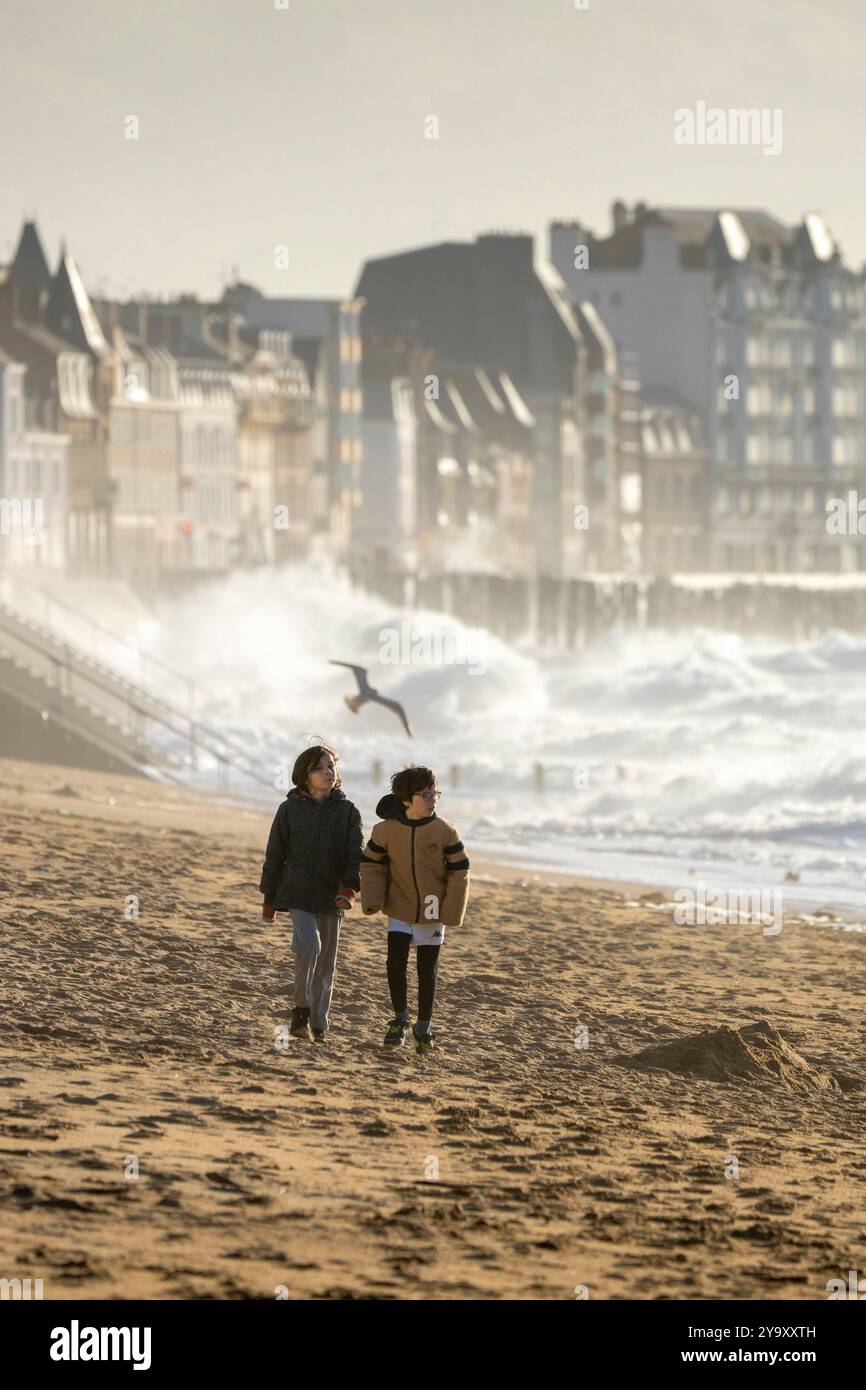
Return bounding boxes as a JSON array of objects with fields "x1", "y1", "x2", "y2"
[{"x1": 612, "y1": 200, "x2": 628, "y2": 232}]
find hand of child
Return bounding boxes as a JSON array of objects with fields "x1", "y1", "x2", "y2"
[
  {"x1": 335, "y1": 887, "x2": 357, "y2": 910},
  {"x1": 262, "y1": 901, "x2": 276, "y2": 921}
]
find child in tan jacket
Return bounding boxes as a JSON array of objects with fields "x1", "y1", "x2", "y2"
[{"x1": 361, "y1": 765, "x2": 469, "y2": 1052}]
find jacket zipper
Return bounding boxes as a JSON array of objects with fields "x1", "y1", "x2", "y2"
[
  {"x1": 313, "y1": 802, "x2": 323, "y2": 904},
  {"x1": 410, "y1": 823, "x2": 420, "y2": 922}
]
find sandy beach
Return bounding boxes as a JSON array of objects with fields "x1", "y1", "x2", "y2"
[{"x1": 2, "y1": 755, "x2": 865, "y2": 1301}]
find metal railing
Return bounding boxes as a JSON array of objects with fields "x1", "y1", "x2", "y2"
[
  {"x1": 0, "y1": 594, "x2": 272, "y2": 789},
  {"x1": 0, "y1": 568, "x2": 199, "y2": 717}
]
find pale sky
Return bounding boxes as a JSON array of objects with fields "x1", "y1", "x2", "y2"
[{"x1": 1, "y1": 0, "x2": 864, "y2": 300}]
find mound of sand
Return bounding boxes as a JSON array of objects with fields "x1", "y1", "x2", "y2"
[{"x1": 620, "y1": 1021, "x2": 843, "y2": 1093}]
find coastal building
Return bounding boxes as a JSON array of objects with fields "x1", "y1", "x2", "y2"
[
  {"x1": 94, "y1": 293, "x2": 321, "y2": 581},
  {"x1": 221, "y1": 286, "x2": 363, "y2": 555},
  {"x1": 107, "y1": 340, "x2": 181, "y2": 585},
  {"x1": 550, "y1": 202, "x2": 866, "y2": 573},
  {"x1": 573, "y1": 302, "x2": 642, "y2": 571},
  {"x1": 639, "y1": 396, "x2": 707, "y2": 573},
  {"x1": 234, "y1": 335, "x2": 318, "y2": 565},
  {"x1": 0, "y1": 223, "x2": 112, "y2": 574},
  {"x1": 355, "y1": 233, "x2": 589, "y2": 579},
  {"x1": 354, "y1": 330, "x2": 418, "y2": 570},
  {"x1": 0, "y1": 346, "x2": 69, "y2": 569}
]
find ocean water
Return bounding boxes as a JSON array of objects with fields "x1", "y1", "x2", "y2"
[{"x1": 139, "y1": 561, "x2": 866, "y2": 914}]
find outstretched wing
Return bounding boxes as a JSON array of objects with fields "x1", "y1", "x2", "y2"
[
  {"x1": 329, "y1": 660, "x2": 371, "y2": 695},
  {"x1": 375, "y1": 694, "x2": 414, "y2": 738}
]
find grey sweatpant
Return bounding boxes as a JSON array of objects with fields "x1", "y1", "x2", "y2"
[{"x1": 289, "y1": 910, "x2": 341, "y2": 1033}]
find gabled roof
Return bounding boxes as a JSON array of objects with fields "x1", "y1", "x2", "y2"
[
  {"x1": 46, "y1": 252, "x2": 110, "y2": 357},
  {"x1": 559, "y1": 204, "x2": 841, "y2": 274},
  {"x1": 9, "y1": 220, "x2": 52, "y2": 293},
  {"x1": 442, "y1": 379, "x2": 478, "y2": 433},
  {"x1": 655, "y1": 206, "x2": 790, "y2": 249},
  {"x1": 792, "y1": 213, "x2": 835, "y2": 264},
  {"x1": 422, "y1": 392, "x2": 458, "y2": 433},
  {"x1": 497, "y1": 372, "x2": 535, "y2": 429},
  {"x1": 447, "y1": 367, "x2": 505, "y2": 434},
  {"x1": 575, "y1": 301, "x2": 617, "y2": 374},
  {"x1": 640, "y1": 393, "x2": 705, "y2": 457}
]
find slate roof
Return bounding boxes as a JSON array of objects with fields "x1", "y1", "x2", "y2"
[
  {"x1": 46, "y1": 252, "x2": 110, "y2": 357},
  {"x1": 9, "y1": 220, "x2": 52, "y2": 293}
]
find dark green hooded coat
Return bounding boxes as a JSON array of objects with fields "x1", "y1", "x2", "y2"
[{"x1": 260, "y1": 787, "x2": 363, "y2": 914}]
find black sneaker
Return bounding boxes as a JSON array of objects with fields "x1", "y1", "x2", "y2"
[
  {"x1": 384, "y1": 1017, "x2": 409, "y2": 1047},
  {"x1": 413, "y1": 1025, "x2": 434, "y2": 1055},
  {"x1": 311, "y1": 1029, "x2": 326, "y2": 1043},
  {"x1": 290, "y1": 1007, "x2": 312, "y2": 1040}
]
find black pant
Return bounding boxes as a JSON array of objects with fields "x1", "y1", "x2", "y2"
[{"x1": 386, "y1": 931, "x2": 440, "y2": 1022}]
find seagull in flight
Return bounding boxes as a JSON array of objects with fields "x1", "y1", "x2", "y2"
[{"x1": 329, "y1": 661, "x2": 414, "y2": 737}]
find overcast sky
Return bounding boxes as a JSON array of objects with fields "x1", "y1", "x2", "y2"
[{"x1": 1, "y1": 0, "x2": 864, "y2": 300}]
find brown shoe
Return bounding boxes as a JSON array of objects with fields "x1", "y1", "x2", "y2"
[{"x1": 290, "y1": 1007, "x2": 312, "y2": 1040}]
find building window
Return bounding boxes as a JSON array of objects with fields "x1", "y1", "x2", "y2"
[
  {"x1": 833, "y1": 387, "x2": 859, "y2": 417},
  {"x1": 746, "y1": 434, "x2": 767, "y2": 464},
  {"x1": 772, "y1": 338, "x2": 791, "y2": 367},
  {"x1": 832, "y1": 337, "x2": 859, "y2": 368},
  {"x1": 747, "y1": 386, "x2": 772, "y2": 415},
  {"x1": 832, "y1": 435, "x2": 859, "y2": 465}
]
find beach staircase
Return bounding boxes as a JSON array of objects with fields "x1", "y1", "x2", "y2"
[{"x1": 0, "y1": 578, "x2": 270, "y2": 789}]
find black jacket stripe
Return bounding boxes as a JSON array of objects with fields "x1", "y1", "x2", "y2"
[
  {"x1": 366, "y1": 838, "x2": 387, "y2": 854},
  {"x1": 445, "y1": 857, "x2": 470, "y2": 872},
  {"x1": 444, "y1": 840, "x2": 465, "y2": 855}
]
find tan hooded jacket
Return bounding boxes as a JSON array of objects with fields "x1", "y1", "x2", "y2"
[{"x1": 360, "y1": 794, "x2": 470, "y2": 928}]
